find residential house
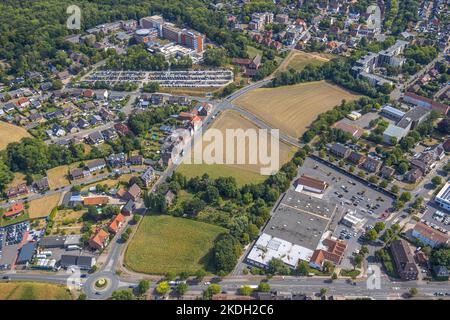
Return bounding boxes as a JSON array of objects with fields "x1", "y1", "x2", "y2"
[
  {"x1": 33, "y1": 177, "x2": 49, "y2": 192},
  {"x1": 89, "y1": 115, "x2": 103, "y2": 126},
  {"x1": 140, "y1": 166, "x2": 156, "y2": 187},
  {"x1": 123, "y1": 184, "x2": 141, "y2": 202},
  {"x1": 77, "y1": 118, "x2": 90, "y2": 129},
  {"x1": 410, "y1": 152, "x2": 434, "y2": 174},
  {"x1": 334, "y1": 122, "x2": 364, "y2": 139},
  {"x1": 46, "y1": 124, "x2": 66, "y2": 138},
  {"x1": 380, "y1": 166, "x2": 395, "y2": 179},
  {"x1": 190, "y1": 115, "x2": 202, "y2": 131},
  {"x1": 412, "y1": 222, "x2": 449, "y2": 248},
  {"x1": 108, "y1": 214, "x2": 126, "y2": 234},
  {"x1": 404, "y1": 168, "x2": 423, "y2": 183},
  {"x1": 87, "y1": 131, "x2": 104, "y2": 145},
  {"x1": 83, "y1": 196, "x2": 109, "y2": 206},
  {"x1": 348, "y1": 151, "x2": 366, "y2": 165},
  {"x1": 3, "y1": 203, "x2": 25, "y2": 219},
  {"x1": 6, "y1": 184, "x2": 29, "y2": 199},
  {"x1": 121, "y1": 200, "x2": 135, "y2": 216},
  {"x1": 390, "y1": 239, "x2": 419, "y2": 281},
  {"x1": 129, "y1": 155, "x2": 143, "y2": 166},
  {"x1": 89, "y1": 229, "x2": 110, "y2": 250},
  {"x1": 70, "y1": 168, "x2": 90, "y2": 180},
  {"x1": 66, "y1": 122, "x2": 79, "y2": 134},
  {"x1": 101, "y1": 128, "x2": 118, "y2": 141},
  {"x1": 107, "y1": 153, "x2": 127, "y2": 167},
  {"x1": 330, "y1": 143, "x2": 351, "y2": 158},
  {"x1": 363, "y1": 157, "x2": 382, "y2": 173},
  {"x1": 443, "y1": 138, "x2": 450, "y2": 152},
  {"x1": 432, "y1": 266, "x2": 449, "y2": 281},
  {"x1": 114, "y1": 123, "x2": 132, "y2": 136},
  {"x1": 165, "y1": 190, "x2": 175, "y2": 206},
  {"x1": 86, "y1": 159, "x2": 107, "y2": 172}
]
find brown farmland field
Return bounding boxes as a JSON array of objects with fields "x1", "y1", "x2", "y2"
[
  {"x1": 0, "y1": 121, "x2": 31, "y2": 150},
  {"x1": 179, "y1": 110, "x2": 295, "y2": 185},
  {"x1": 233, "y1": 80, "x2": 361, "y2": 138},
  {"x1": 28, "y1": 192, "x2": 61, "y2": 218}
]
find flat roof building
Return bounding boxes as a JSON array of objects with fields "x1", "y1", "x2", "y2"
[{"x1": 435, "y1": 182, "x2": 450, "y2": 212}]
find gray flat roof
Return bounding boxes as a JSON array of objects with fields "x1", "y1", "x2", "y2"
[{"x1": 263, "y1": 190, "x2": 335, "y2": 251}]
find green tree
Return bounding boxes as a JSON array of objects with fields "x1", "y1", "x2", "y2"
[
  {"x1": 432, "y1": 176, "x2": 442, "y2": 188},
  {"x1": 239, "y1": 285, "x2": 254, "y2": 296},
  {"x1": 111, "y1": 289, "x2": 133, "y2": 300},
  {"x1": 257, "y1": 282, "x2": 271, "y2": 292},
  {"x1": 155, "y1": 281, "x2": 170, "y2": 295},
  {"x1": 176, "y1": 283, "x2": 189, "y2": 297},
  {"x1": 137, "y1": 280, "x2": 150, "y2": 296}
]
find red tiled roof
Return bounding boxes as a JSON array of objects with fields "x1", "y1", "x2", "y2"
[
  {"x1": 108, "y1": 214, "x2": 125, "y2": 233},
  {"x1": 89, "y1": 229, "x2": 109, "y2": 248},
  {"x1": 4, "y1": 203, "x2": 25, "y2": 218},
  {"x1": 83, "y1": 196, "x2": 109, "y2": 206}
]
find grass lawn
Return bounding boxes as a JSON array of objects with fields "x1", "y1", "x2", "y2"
[
  {"x1": 340, "y1": 269, "x2": 361, "y2": 277},
  {"x1": 125, "y1": 215, "x2": 226, "y2": 274},
  {"x1": 233, "y1": 80, "x2": 361, "y2": 138},
  {"x1": 159, "y1": 86, "x2": 221, "y2": 97},
  {"x1": 28, "y1": 192, "x2": 62, "y2": 219},
  {"x1": 177, "y1": 163, "x2": 266, "y2": 187},
  {"x1": 276, "y1": 50, "x2": 331, "y2": 74},
  {"x1": 247, "y1": 45, "x2": 263, "y2": 59},
  {"x1": 0, "y1": 121, "x2": 31, "y2": 150},
  {"x1": 0, "y1": 282, "x2": 72, "y2": 300},
  {"x1": 0, "y1": 212, "x2": 30, "y2": 227},
  {"x1": 46, "y1": 165, "x2": 71, "y2": 189}
]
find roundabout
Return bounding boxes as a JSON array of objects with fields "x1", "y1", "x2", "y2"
[{"x1": 84, "y1": 271, "x2": 120, "y2": 300}]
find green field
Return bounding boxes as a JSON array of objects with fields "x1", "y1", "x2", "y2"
[
  {"x1": 177, "y1": 163, "x2": 266, "y2": 187},
  {"x1": 0, "y1": 282, "x2": 72, "y2": 300},
  {"x1": 125, "y1": 215, "x2": 226, "y2": 274},
  {"x1": 247, "y1": 46, "x2": 263, "y2": 59},
  {"x1": 0, "y1": 212, "x2": 30, "y2": 227}
]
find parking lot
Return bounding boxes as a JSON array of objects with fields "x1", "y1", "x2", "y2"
[
  {"x1": 0, "y1": 222, "x2": 29, "y2": 270},
  {"x1": 299, "y1": 157, "x2": 396, "y2": 270},
  {"x1": 417, "y1": 203, "x2": 449, "y2": 233}
]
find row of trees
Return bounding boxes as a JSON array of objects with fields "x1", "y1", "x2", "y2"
[{"x1": 272, "y1": 57, "x2": 389, "y2": 98}]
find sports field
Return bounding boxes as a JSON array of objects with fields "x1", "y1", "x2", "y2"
[
  {"x1": 233, "y1": 80, "x2": 360, "y2": 138},
  {"x1": 0, "y1": 282, "x2": 72, "y2": 300},
  {"x1": 125, "y1": 215, "x2": 226, "y2": 274},
  {"x1": 276, "y1": 50, "x2": 332, "y2": 73},
  {"x1": 0, "y1": 121, "x2": 31, "y2": 150},
  {"x1": 28, "y1": 192, "x2": 61, "y2": 219},
  {"x1": 178, "y1": 110, "x2": 295, "y2": 185}
]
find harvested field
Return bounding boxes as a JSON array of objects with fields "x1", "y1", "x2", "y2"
[
  {"x1": 179, "y1": 110, "x2": 295, "y2": 185},
  {"x1": 233, "y1": 80, "x2": 361, "y2": 138},
  {"x1": 0, "y1": 121, "x2": 31, "y2": 150},
  {"x1": 28, "y1": 192, "x2": 61, "y2": 219}
]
